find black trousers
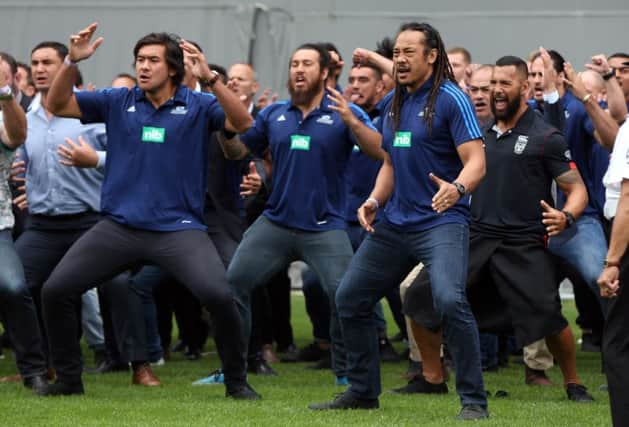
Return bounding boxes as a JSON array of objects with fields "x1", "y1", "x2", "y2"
[
  {"x1": 603, "y1": 250, "x2": 629, "y2": 426},
  {"x1": 15, "y1": 222, "x2": 145, "y2": 364},
  {"x1": 41, "y1": 219, "x2": 246, "y2": 389}
]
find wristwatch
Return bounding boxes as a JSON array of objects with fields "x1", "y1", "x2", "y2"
[
  {"x1": 452, "y1": 181, "x2": 466, "y2": 197},
  {"x1": 562, "y1": 210, "x2": 576, "y2": 228},
  {"x1": 0, "y1": 86, "x2": 13, "y2": 101},
  {"x1": 602, "y1": 69, "x2": 615, "y2": 81},
  {"x1": 200, "y1": 70, "x2": 221, "y2": 88}
]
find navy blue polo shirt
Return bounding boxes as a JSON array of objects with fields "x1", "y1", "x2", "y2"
[
  {"x1": 240, "y1": 92, "x2": 374, "y2": 231},
  {"x1": 378, "y1": 78, "x2": 482, "y2": 231},
  {"x1": 553, "y1": 92, "x2": 605, "y2": 217},
  {"x1": 75, "y1": 86, "x2": 225, "y2": 231},
  {"x1": 344, "y1": 100, "x2": 385, "y2": 223}
]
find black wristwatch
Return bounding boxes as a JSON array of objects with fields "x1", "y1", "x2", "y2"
[
  {"x1": 602, "y1": 69, "x2": 615, "y2": 81},
  {"x1": 452, "y1": 181, "x2": 466, "y2": 197},
  {"x1": 562, "y1": 210, "x2": 576, "y2": 228}
]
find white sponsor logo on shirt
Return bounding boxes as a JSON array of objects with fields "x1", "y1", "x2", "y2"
[
  {"x1": 514, "y1": 135, "x2": 528, "y2": 155},
  {"x1": 316, "y1": 115, "x2": 334, "y2": 125}
]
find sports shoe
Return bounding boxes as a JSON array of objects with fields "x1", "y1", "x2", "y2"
[
  {"x1": 309, "y1": 391, "x2": 379, "y2": 410},
  {"x1": 296, "y1": 341, "x2": 330, "y2": 362},
  {"x1": 247, "y1": 357, "x2": 277, "y2": 376},
  {"x1": 150, "y1": 357, "x2": 165, "y2": 367},
  {"x1": 226, "y1": 383, "x2": 261, "y2": 400},
  {"x1": 192, "y1": 370, "x2": 224, "y2": 385},
  {"x1": 379, "y1": 338, "x2": 400, "y2": 363},
  {"x1": 566, "y1": 383, "x2": 594, "y2": 403},
  {"x1": 389, "y1": 375, "x2": 448, "y2": 394},
  {"x1": 306, "y1": 355, "x2": 331, "y2": 370},
  {"x1": 456, "y1": 404, "x2": 489, "y2": 420}
]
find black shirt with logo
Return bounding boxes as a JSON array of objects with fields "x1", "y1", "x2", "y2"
[{"x1": 471, "y1": 107, "x2": 573, "y2": 237}]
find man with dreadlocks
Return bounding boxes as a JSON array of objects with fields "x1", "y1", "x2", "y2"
[{"x1": 309, "y1": 22, "x2": 488, "y2": 420}]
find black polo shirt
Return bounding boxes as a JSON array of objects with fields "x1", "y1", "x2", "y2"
[{"x1": 471, "y1": 107, "x2": 573, "y2": 237}]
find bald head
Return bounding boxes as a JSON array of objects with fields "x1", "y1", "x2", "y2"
[
  {"x1": 227, "y1": 63, "x2": 259, "y2": 105},
  {"x1": 579, "y1": 69, "x2": 605, "y2": 98}
]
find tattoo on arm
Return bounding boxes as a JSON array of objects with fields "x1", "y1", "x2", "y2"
[
  {"x1": 555, "y1": 169, "x2": 583, "y2": 186},
  {"x1": 216, "y1": 132, "x2": 249, "y2": 160}
]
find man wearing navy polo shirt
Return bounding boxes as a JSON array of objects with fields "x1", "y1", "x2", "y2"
[
  {"x1": 309, "y1": 22, "x2": 488, "y2": 419},
  {"x1": 219, "y1": 42, "x2": 382, "y2": 385},
  {"x1": 38, "y1": 23, "x2": 258, "y2": 399}
]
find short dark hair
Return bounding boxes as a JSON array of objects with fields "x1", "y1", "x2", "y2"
[
  {"x1": 31, "y1": 41, "x2": 68, "y2": 60},
  {"x1": 207, "y1": 63, "x2": 227, "y2": 84},
  {"x1": 291, "y1": 43, "x2": 331, "y2": 73},
  {"x1": 609, "y1": 52, "x2": 629, "y2": 60},
  {"x1": 375, "y1": 37, "x2": 394, "y2": 60},
  {"x1": 133, "y1": 33, "x2": 184, "y2": 86},
  {"x1": 530, "y1": 49, "x2": 565, "y2": 75},
  {"x1": 319, "y1": 42, "x2": 342, "y2": 62},
  {"x1": 350, "y1": 62, "x2": 382, "y2": 80},
  {"x1": 447, "y1": 46, "x2": 472, "y2": 64},
  {"x1": 0, "y1": 52, "x2": 17, "y2": 76},
  {"x1": 495, "y1": 55, "x2": 529, "y2": 80}
]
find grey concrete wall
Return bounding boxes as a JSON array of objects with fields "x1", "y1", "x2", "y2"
[{"x1": 1, "y1": 0, "x2": 627, "y2": 98}]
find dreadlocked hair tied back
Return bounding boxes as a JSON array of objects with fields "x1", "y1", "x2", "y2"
[{"x1": 389, "y1": 22, "x2": 456, "y2": 134}]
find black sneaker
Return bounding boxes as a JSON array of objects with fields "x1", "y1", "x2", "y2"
[
  {"x1": 36, "y1": 380, "x2": 84, "y2": 396},
  {"x1": 23, "y1": 375, "x2": 48, "y2": 393},
  {"x1": 456, "y1": 404, "x2": 489, "y2": 420},
  {"x1": 309, "y1": 391, "x2": 379, "y2": 410},
  {"x1": 297, "y1": 341, "x2": 330, "y2": 362},
  {"x1": 379, "y1": 338, "x2": 400, "y2": 363},
  {"x1": 390, "y1": 375, "x2": 448, "y2": 394},
  {"x1": 226, "y1": 383, "x2": 261, "y2": 400},
  {"x1": 247, "y1": 357, "x2": 277, "y2": 376},
  {"x1": 566, "y1": 383, "x2": 594, "y2": 403},
  {"x1": 306, "y1": 355, "x2": 331, "y2": 370}
]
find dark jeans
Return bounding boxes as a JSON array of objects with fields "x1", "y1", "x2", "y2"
[
  {"x1": 227, "y1": 216, "x2": 353, "y2": 377},
  {"x1": 41, "y1": 219, "x2": 246, "y2": 390},
  {"x1": 347, "y1": 222, "x2": 407, "y2": 337},
  {"x1": 336, "y1": 222, "x2": 486, "y2": 407},
  {"x1": 0, "y1": 230, "x2": 46, "y2": 378}
]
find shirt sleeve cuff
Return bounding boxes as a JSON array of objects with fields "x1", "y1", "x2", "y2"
[
  {"x1": 96, "y1": 151, "x2": 106, "y2": 169},
  {"x1": 543, "y1": 90, "x2": 560, "y2": 104}
]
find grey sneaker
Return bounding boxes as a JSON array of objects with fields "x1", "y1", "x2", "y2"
[{"x1": 456, "y1": 404, "x2": 489, "y2": 420}]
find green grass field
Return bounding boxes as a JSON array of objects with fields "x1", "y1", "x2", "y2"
[{"x1": 0, "y1": 294, "x2": 611, "y2": 426}]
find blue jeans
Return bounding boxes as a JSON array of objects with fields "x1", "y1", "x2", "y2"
[
  {"x1": 129, "y1": 266, "x2": 165, "y2": 363},
  {"x1": 227, "y1": 216, "x2": 353, "y2": 377},
  {"x1": 336, "y1": 222, "x2": 486, "y2": 407},
  {"x1": 81, "y1": 288, "x2": 105, "y2": 351},
  {"x1": 0, "y1": 230, "x2": 46, "y2": 378},
  {"x1": 548, "y1": 215, "x2": 608, "y2": 313}
]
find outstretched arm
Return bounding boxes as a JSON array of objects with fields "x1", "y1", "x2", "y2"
[
  {"x1": 48, "y1": 22, "x2": 104, "y2": 118},
  {"x1": 0, "y1": 68, "x2": 26, "y2": 148}
]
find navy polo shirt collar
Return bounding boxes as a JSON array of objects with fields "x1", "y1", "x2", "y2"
[
  {"x1": 133, "y1": 85, "x2": 189, "y2": 106},
  {"x1": 402, "y1": 75, "x2": 435, "y2": 101}
]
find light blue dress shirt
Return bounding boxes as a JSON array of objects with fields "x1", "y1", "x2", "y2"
[{"x1": 19, "y1": 100, "x2": 107, "y2": 215}]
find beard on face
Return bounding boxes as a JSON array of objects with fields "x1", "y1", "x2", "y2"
[
  {"x1": 287, "y1": 74, "x2": 324, "y2": 105},
  {"x1": 491, "y1": 90, "x2": 521, "y2": 121}
]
